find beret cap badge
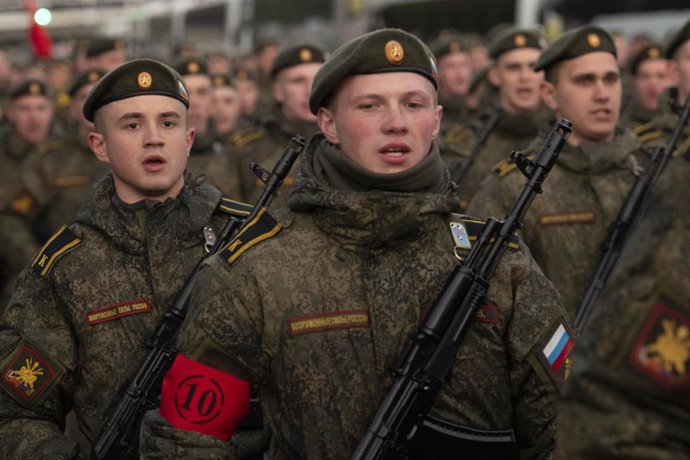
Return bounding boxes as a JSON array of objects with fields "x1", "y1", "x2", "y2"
[
  {"x1": 137, "y1": 72, "x2": 152, "y2": 89},
  {"x1": 587, "y1": 33, "x2": 601, "y2": 48},
  {"x1": 88, "y1": 72, "x2": 100, "y2": 82},
  {"x1": 648, "y1": 47, "x2": 660, "y2": 58},
  {"x1": 514, "y1": 34, "x2": 527, "y2": 47},
  {"x1": 28, "y1": 83, "x2": 41, "y2": 94},
  {"x1": 449, "y1": 41, "x2": 461, "y2": 53},
  {"x1": 385, "y1": 40, "x2": 404, "y2": 65},
  {"x1": 187, "y1": 62, "x2": 200, "y2": 73},
  {"x1": 299, "y1": 48, "x2": 313, "y2": 62}
]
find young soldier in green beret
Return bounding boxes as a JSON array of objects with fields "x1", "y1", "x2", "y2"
[
  {"x1": 620, "y1": 44, "x2": 673, "y2": 131},
  {"x1": 231, "y1": 66, "x2": 262, "y2": 127},
  {"x1": 210, "y1": 73, "x2": 242, "y2": 143},
  {"x1": 84, "y1": 36, "x2": 127, "y2": 72},
  {"x1": 468, "y1": 25, "x2": 650, "y2": 318},
  {"x1": 140, "y1": 28, "x2": 570, "y2": 459},
  {"x1": 206, "y1": 44, "x2": 326, "y2": 207},
  {"x1": 448, "y1": 26, "x2": 548, "y2": 208},
  {"x1": 0, "y1": 69, "x2": 109, "y2": 308},
  {"x1": 558, "y1": 156, "x2": 690, "y2": 458},
  {"x1": 172, "y1": 56, "x2": 224, "y2": 177},
  {"x1": 0, "y1": 58, "x2": 257, "y2": 458}
]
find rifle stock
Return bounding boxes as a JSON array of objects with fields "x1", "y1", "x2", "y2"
[
  {"x1": 351, "y1": 119, "x2": 571, "y2": 460},
  {"x1": 92, "y1": 135, "x2": 305, "y2": 459},
  {"x1": 574, "y1": 94, "x2": 690, "y2": 331}
]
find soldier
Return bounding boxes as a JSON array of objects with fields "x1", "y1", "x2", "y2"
[
  {"x1": 619, "y1": 44, "x2": 672, "y2": 131},
  {"x1": 84, "y1": 36, "x2": 127, "y2": 72},
  {"x1": 0, "y1": 69, "x2": 109, "y2": 308},
  {"x1": 634, "y1": 19, "x2": 690, "y2": 159},
  {"x1": 430, "y1": 34, "x2": 473, "y2": 126},
  {"x1": 0, "y1": 59, "x2": 255, "y2": 458},
  {"x1": 558, "y1": 158, "x2": 690, "y2": 458},
  {"x1": 231, "y1": 66, "x2": 262, "y2": 128},
  {"x1": 468, "y1": 26, "x2": 648, "y2": 318},
  {"x1": 450, "y1": 27, "x2": 548, "y2": 208},
  {"x1": 210, "y1": 73, "x2": 243, "y2": 142},
  {"x1": 140, "y1": 28, "x2": 569, "y2": 459},
  {"x1": 172, "y1": 56, "x2": 223, "y2": 177},
  {"x1": 206, "y1": 44, "x2": 326, "y2": 206}
]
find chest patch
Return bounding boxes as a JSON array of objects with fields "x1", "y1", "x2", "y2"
[
  {"x1": 538, "y1": 211, "x2": 595, "y2": 227},
  {"x1": 628, "y1": 301, "x2": 690, "y2": 391},
  {"x1": 288, "y1": 309, "x2": 370, "y2": 336},
  {"x1": 0, "y1": 339, "x2": 65, "y2": 406},
  {"x1": 86, "y1": 298, "x2": 151, "y2": 325}
]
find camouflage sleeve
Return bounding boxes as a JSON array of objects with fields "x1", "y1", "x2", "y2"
[
  {"x1": 141, "y1": 256, "x2": 267, "y2": 458},
  {"x1": 0, "y1": 268, "x2": 80, "y2": 458},
  {"x1": 499, "y1": 245, "x2": 570, "y2": 459}
]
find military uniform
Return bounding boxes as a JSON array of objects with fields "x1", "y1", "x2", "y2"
[
  {"x1": 141, "y1": 29, "x2": 570, "y2": 460},
  {"x1": 0, "y1": 175, "x2": 245, "y2": 458},
  {"x1": 558, "y1": 158, "x2": 690, "y2": 459},
  {"x1": 467, "y1": 127, "x2": 644, "y2": 318}
]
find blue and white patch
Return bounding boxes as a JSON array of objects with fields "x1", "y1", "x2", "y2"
[{"x1": 449, "y1": 221, "x2": 471, "y2": 250}]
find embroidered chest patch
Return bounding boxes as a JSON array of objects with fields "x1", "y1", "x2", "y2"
[
  {"x1": 0, "y1": 339, "x2": 65, "y2": 406},
  {"x1": 288, "y1": 309, "x2": 370, "y2": 336},
  {"x1": 538, "y1": 211, "x2": 595, "y2": 227},
  {"x1": 628, "y1": 302, "x2": 690, "y2": 391},
  {"x1": 86, "y1": 298, "x2": 151, "y2": 325}
]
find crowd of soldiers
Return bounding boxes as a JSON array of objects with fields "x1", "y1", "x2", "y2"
[{"x1": 0, "y1": 14, "x2": 688, "y2": 460}]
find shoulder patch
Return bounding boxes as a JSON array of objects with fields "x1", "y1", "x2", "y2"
[
  {"x1": 0, "y1": 338, "x2": 66, "y2": 407},
  {"x1": 443, "y1": 123, "x2": 475, "y2": 147},
  {"x1": 31, "y1": 224, "x2": 81, "y2": 278},
  {"x1": 35, "y1": 139, "x2": 64, "y2": 156},
  {"x1": 217, "y1": 197, "x2": 253, "y2": 217},
  {"x1": 491, "y1": 154, "x2": 536, "y2": 178},
  {"x1": 230, "y1": 127, "x2": 266, "y2": 149},
  {"x1": 219, "y1": 208, "x2": 281, "y2": 265},
  {"x1": 531, "y1": 320, "x2": 575, "y2": 397},
  {"x1": 449, "y1": 213, "x2": 520, "y2": 252}
]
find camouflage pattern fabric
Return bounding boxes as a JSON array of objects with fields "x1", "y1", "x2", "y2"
[
  {"x1": 558, "y1": 158, "x2": 690, "y2": 459},
  {"x1": 186, "y1": 121, "x2": 224, "y2": 180},
  {"x1": 141, "y1": 134, "x2": 569, "y2": 460},
  {"x1": 467, "y1": 127, "x2": 645, "y2": 318},
  {"x1": 0, "y1": 175, "x2": 235, "y2": 458}
]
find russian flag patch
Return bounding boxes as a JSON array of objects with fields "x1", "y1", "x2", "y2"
[{"x1": 535, "y1": 321, "x2": 575, "y2": 391}]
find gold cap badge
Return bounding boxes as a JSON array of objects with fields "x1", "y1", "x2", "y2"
[
  {"x1": 649, "y1": 47, "x2": 660, "y2": 59},
  {"x1": 449, "y1": 41, "x2": 461, "y2": 53},
  {"x1": 137, "y1": 71, "x2": 152, "y2": 89},
  {"x1": 514, "y1": 34, "x2": 527, "y2": 47},
  {"x1": 385, "y1": 40, "x2": 404, "y2": 65},
  {"x1": 187, "y1": 61, "x2": 200, "y2": 74},
  {"x1": 28, "y1": 82, "x2": 41, "y2": 95},
  {"x1": 88, "y1": 72, "x2": 100, "y2": 83},
  {"x1": 299, "y1": 48, "x2": 312, "y2": 62},
  {"x1": 213, "y1": 76, "x2": 224, "y2": 87},
  {"x1": 587, "y1": 33, "x2": 601, "y2": 48},
  {"x1": 236, "y1": 69, "x2": 248, "y2": 80}
]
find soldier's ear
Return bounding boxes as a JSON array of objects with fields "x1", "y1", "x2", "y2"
[
  {"x1": 88, "y1": 131, "x2": 110, "y2": 164},
  {"x1": 540, "y1": 80, "x2": 558, "y2": 112},
  {"x1": 317, "y1": 106, "x2": 339, "y2": 144},
  {"x1": 487, "y1": 65, "x2": 501, "y2": 87}
]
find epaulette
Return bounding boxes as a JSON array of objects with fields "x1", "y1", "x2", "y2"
[
  {"x1": 443, "y1": 123, "x2": 475, "y2": 147},
  {"x1": 491, "y1": 154, "x2": 536, "y2": 178},
  {"x1": 219, "y1": 208, "x2": 281, "y2": 265},
  {"x1": 31, "y1": 224, "x2": 81, "y2": 278},
  {"x1": 35, "y1": 139, "x2": 64, "y2": 156},
  {"x1": 633, "y1": 122, "x2": 664, "y2": 145},
  {"x1": 449, "y1": 214, "x2": 520, "y2": 252},
  {"x1": 217, "y1": 197, "x2": 253, "y2": 217},
  {"x1": 229, "y1": 127, "x2": 266, "y2": 149}
]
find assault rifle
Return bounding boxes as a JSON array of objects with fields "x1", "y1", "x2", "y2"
[
  {"x1": 452, "y1": 107, "x2": 503, "y2": 186},
  {"x1": 351, "y1": 119, "x2": 571, "y2": 460},
  {"x1": 92, "y1": 136, "x2": 305, "y2": 460},
  {"x1": 574, "y1": 94, "x2": 690, "y2": 331}
]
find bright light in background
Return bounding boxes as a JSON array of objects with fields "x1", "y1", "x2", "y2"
[{"x1": 34, "y1": 8, "x2": 52, "y2": 26}]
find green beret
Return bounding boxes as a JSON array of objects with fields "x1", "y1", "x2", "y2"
[
  {"x1": 86, "y1": 37, "x2": 125, "y2": 58},
  {"x1": 629, "y1": 44, "x2": 665, "y2": 75},
  {"x1": 488, "y1": 27, "x2": 545, "y2": 59},
  {"x1": 665, "y1": 19, "x2": 690, "y2": 59},
  {"x1": 534, "y1": 26, "x2": 616, "y2": 72},
  {"x1": 211, "y1": 73, "x2": 235, "y2": 89},
  {"x1": 68, "y1": 69, "x2": 107, "y2": 96},
  {"x1": 428, "y1": 34, "x2": 472, "y2": 60},
  {"x1": 172, "y1": 56, "x2": 210, "y2": 77},
  {"x1": 271, "y1": 44, "x2": 327, "y2": 79},
  {"x1": 232, "y1": 67, "x2": 259, "y2": 83},
  {"x1": 309, "y1": 28, "x2": 438, "y2": 114},
  {"x1": 83, "y1": 58, "x2": 189, "y2": 122},
  {"x1": 9, "y1": 79, "x2": 51, "y2": 100}
]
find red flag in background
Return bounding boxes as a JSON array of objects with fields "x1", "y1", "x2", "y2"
[{"x1": 25, "y1": 0, "x2": 53, "y2": 59}]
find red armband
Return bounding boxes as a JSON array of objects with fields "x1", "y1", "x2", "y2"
[{"x1": 160, "y1": 353, "x2": 251, "y2": 441}]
